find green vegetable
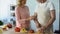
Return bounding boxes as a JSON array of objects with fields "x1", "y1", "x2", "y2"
[{"x1": 0, "y1": 21, "x2": 3, "y2": 25}]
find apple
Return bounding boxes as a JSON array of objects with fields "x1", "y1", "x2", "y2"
[
  {"x1": 7, "y1": 23, "x2": 12, "y2": 28},
  {"x1": 15, "y1": 27, "x2": 20, "y2": 32},
  {"x1": 28, "y1": 30, "x2": 34, "y2": 33}
]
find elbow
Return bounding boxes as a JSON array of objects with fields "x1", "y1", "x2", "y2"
[
  {"x1": 54, "y1": 16, "x2": 56, "y2": 21},
  {"x1": 51, "y1": 17, "x2": 56, "y2": 21}
]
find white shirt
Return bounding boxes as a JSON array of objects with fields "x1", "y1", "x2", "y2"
[{"x1": 35, "y1": 1, "x2": 55, "y2": 26}]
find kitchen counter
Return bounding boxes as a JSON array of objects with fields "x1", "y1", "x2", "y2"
[
  {"x1": 0, "y1": 27, "x2": 54, "y2": 34},
  {"x1": 0, "y1": 27, "x2": 36, "y2": 34}
]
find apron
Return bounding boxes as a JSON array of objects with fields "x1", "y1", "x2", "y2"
[{"x1": 36, "y1": 3, "x2": 53, "y2": 34}]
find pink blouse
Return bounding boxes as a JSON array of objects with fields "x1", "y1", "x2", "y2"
[{"x1": 15, "y1": 6, "x2": 30, "y2": 28}]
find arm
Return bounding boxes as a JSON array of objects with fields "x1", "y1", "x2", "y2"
[
  {"x1": 33, "y1": 13, "x2": 41, "y2": 28},
  {"x1": 45, "y1": 10, "x2": 56, "y2": 28},
  {"x1": 39, "y1": 10, "x2": 56, "y2": 33},
  {"x1": 41, "y1": 10, "x2": 56, "y2": 30},
  {"x1": 26, "y1": 13, "x2": 41, "y2": 28},
  {"x1": 15, "y1": 7, "x2": 21, "y2": 22},
  {"x1": 26, "y1": 13, "x2": 37, "y2": 20}
]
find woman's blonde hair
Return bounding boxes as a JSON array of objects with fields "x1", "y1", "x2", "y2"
[{"x1": 17, "y1": 0, "x2": 26, "y2": 6}]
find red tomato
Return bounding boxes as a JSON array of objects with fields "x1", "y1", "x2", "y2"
[
  {"x1": 15, "y1": 27, "x2": 20, "y2": 32},
  {"x1": 29, "y1": 30, "x2": 34, "y2": 33},
  {"x1": 7, "y1": 23, "x2": 12, "y2": 28}
]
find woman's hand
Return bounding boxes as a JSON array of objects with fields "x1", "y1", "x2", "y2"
[{"x1": 26, "y1": 16, "x2": 35, "y2": 21}]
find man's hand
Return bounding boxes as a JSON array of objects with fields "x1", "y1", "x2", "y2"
[
  {"x1": 35, "y1": 23, "x2": 41, "y2": 28},
  {"x1": 39, "y1": 26, "x2": 46, "y2": 33}
]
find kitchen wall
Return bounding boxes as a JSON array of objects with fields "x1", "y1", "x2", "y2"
[
  {"x1": 0, "y1": 0, "x2": 16, "y2": 24},
  {"x1": 0, "y1": 0, "x2": 10, "y2": 19},
  {"x1": 0, "y1": 0, "x2": 59, "y2": 31}
]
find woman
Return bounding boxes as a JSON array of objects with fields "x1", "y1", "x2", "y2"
[
  {"x1": 15, "y1": 0, "x2": 30, "y2": 30},
  {"x1": 27, "y1": 0, "x2": 56, "y2": 34}
]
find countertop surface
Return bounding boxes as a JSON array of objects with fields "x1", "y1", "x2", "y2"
[
  {"x1": 0, "y1": 27, "x2": 37, "y2": 34},
  {"x1": 0, "y1": 27, "x2": 54, "y2": 34}
]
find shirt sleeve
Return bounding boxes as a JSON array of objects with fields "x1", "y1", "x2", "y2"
[
  {"x1": 48, "y1": 2, "x2": 55, "y2": 10},
  {"x1": 15, "y1": 6, "x2": 21, "y2": 21}
]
